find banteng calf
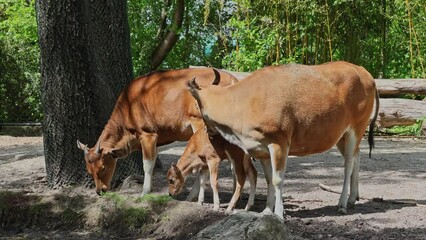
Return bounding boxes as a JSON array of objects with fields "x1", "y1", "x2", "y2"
[
  {"x1": 167, "y1": 129, "x2": 257, "y2": 212},
  {"x1": 77, "y1": 68, "x2": 237, "y2": 196},
  {"x1": 187, "y1": 61, "x2": 380, "y2": 218}
]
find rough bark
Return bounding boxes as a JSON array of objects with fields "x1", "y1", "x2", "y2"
[{"x1": 36, "y1": 0, "x2": 141, "y2": 187}]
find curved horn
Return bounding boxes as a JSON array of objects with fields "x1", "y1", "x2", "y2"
[{"x1": 211, "y1": 68, "x2": 221, "y2": 85}]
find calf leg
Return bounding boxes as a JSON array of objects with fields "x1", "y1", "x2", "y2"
[
  {"x1": 186, "y1": 177, "x2": 200, "y2": 202},
  {"x1": 259, "y1": 155, "x2": 275, "y2": 214},
  {"x1": 207, "y1": 159, "x2": 221, "y2": 210},
  {"x1": 198, "y1": 168, "x2": 209, "y2": 205},
  {"x1": 244, "y1": 155, "x2": 257, "y2": 211},
  {"x1": 140, "y1": 132, "x2": 158, "y2": 196},
  {"x1": 226, "y1": 158, "x2": 245, "y2": 213}
]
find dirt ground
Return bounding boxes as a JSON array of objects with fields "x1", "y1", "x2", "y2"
[{"x1": 0, "y1": 135, "x2": 425, "y2": 239}]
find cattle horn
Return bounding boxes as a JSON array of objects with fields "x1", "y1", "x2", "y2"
[
  {"x1": 211, "y1": 68, "x2": 221, "y2": 85},
  {"x1": 95, "y1": 141, "x2": 101, "y2": 155},
  {"x1": 77, "y1": 140, "x2": 89, "y2": 155}
]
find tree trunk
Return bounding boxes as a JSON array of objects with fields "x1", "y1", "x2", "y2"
[{"x1": 36, "y1": 0, "x2": 142, "y2": 188}]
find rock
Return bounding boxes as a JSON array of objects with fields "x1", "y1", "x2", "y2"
[
  {"x1": 193, "y1": 211, "x2": 300, "y2": 240},
  {"x1": 118, "y1": 174, "x2": 144, "y2": 193}
]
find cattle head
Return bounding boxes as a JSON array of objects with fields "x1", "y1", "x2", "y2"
[
  {"x1": 77, "y1": 140, "x2": 127, "y2": 195},
  {"x1": 166, "y1": 163, "x2": 185, "y2": 196}
]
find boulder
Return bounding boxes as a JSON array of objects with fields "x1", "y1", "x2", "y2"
[{"x1": 193, "y1": 211, "x2": 300, "y2": 240}]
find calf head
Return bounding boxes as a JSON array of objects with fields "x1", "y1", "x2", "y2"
[
  {"x1": 77, "y1": 140, "x2": 127, "y2": 195},
  {"x1": 167, "y1": 163, "x2": 185, "y2": 196}
]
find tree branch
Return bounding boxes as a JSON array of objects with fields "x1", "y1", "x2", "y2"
[{"x1": 150, "y1": 0, "x2": 184, "y2": 71}]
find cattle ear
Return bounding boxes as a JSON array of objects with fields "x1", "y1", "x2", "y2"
[
  {"x1": 77, "y1": 140, "x2": 89, "y2": 155},
  {"x1": 107, "y1": 148, "x2": 127, "y2": 159},
  {"x1": 187, "y1": 77, "x2": 201, "y2": 91}
]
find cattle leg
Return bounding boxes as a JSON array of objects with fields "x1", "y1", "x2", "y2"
[
  {"x1": 259, "y1": 156, "x2": 275, "y2": 214},
  {"x1": 268, "y1": 143, "x2": 288, "y2": 219},
  {"x1": 198, "y1": 168, "x2": 209, "y2": 205},
  {"x1": 348, "y1": 149, "x2": 360, "y2": 208},
  {"x1": 207, "y1": 158, "x2": 221, "y2": 210},
  {"x1": 186, "y1": 178, "x2": 200, "y2": 202},
  {"x1": 336, "y1": 129, "x2": 357, "y2": 214},
  {"x1": 244, "y1": 156, "x2": 257, "y2": 211},
  {"x1": 226, "y1": 158, "x2": 245, "y2": 213},
  {"x1": 140, "y1": 132, "x2": 158, "y2": 196}
]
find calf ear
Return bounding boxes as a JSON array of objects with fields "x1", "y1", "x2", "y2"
[
  {"x1": 172, "y1": 163, "x2": 182, "y2": 175},
  {"x1": 77, "y1": 140, "x2": 89, "y2": 155},
  {"x1": 107, "y1": 148, "x2": 127, "y2": 159}
]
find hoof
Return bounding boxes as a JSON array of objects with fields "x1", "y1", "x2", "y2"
[
  {"x1": 347, "y1": 202, "x2": 356, "y2": 209},
  {"x1": 338, "y1": 207, "x2": 347, "y2": 214},
  {"x1": 261, "y1": 208, "x2": 274, "y2": 215}
]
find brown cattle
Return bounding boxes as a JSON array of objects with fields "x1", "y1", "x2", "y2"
[
  {"x1": 188, "y1": 61, "x2": 380, "y2": 218},
  {"x1": 77, "y1": 68, "x2": 237, "y2": 196},
  {"x1": 167, "y1": 129, "x2": 257, "y2": 211}
]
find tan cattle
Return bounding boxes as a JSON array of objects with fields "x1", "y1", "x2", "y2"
[
  {"x1": 77, "y1": 68, "x2": 237, "y2": 196},
  {"x1": 167, "y1": 129, "x2": 257, "y2": 211},
  {"x1": 187, "y1": 61, "x2": 380, "y2": 218}
]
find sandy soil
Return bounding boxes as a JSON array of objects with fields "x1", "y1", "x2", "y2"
[{"x1": 0, "y1": 135, "x2": 425, "y2": 239}]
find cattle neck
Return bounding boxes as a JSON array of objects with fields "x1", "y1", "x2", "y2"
[
  {"x1": 97, "y1": 118, "x2": 139, "y2": 155},
  {"x1": 176, "y1": 153, "x2": 205, "y2": 178}
]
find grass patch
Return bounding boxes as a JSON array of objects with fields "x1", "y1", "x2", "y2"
[{"x1": 136, "y1": 194, "x2": 172, "y2": 206}]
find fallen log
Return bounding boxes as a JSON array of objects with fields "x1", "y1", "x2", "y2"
[
  {"x1": 375, "y1": 79, "x2": 426, "y2": 95},
  {"x1": 377, "y1": 98, "x2": 426, "y2": 128}
]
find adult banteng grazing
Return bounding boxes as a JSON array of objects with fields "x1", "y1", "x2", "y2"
[
  {"x1": 187, "y1": 61, "x2": 380, "y2": 219},
  {"x1": 77, "y1": 68, "x2": 237, "y2": 196},
  {"x1": 167, "y1": 129, "x2": 257, "y2": 212}
]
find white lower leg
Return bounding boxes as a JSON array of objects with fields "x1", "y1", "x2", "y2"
[
  {"x1": 260, "y1": 159, "x2": 274, "y2": 213},
  {"x1": 338, "y1": 129, "x2": 357, "y2": 214},
  {"x1": 198, "y1": 170, "x2": 208, "y2": 205},
  {"x1": 245, "y1": 171, "x2": 257, "y2": 211},
  {"x1": 348, "y1": 151, "x2": 360, "y2": 207},
  {"x1": 142, "y1": 159, "x2": 156, "y2": 196}
]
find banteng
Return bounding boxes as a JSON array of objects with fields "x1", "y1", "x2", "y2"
[
  {"x1": 77, "y1": 68, "x2": 237, "y2": 196},
  {"x1": 167, "y1": 129, "x2": 257, "y2": 211},
  {"x1": 187, "y1": 61, "x2": 380, "y2": 218}
]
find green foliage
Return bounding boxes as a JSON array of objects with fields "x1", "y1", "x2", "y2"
[
  {"x1": 0, "y1": 0, "x2": 41, "y2": 122},
  {"x1": 101, "y1": 192, "x2": 126, "y2": 207},
  {"x1": 136, "y1": 193, "x2": 172, "y2": 206},
  {"x1": 1, "y1": 0, "x2": 425, "y2": 125},
  {"x1": 220, "y1": 0, "x2": 426, "y2": 78},
  {"x1": 385, "y1": 118, "x2": 425, "y2": 136}
]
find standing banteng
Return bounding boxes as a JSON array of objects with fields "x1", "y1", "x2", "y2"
[
  {"x1": 77, "y1": 68, "x2": 237, "y2": 196},
  {"x1": 187, "y1": 61, "x2": 380, "y2": 218}
]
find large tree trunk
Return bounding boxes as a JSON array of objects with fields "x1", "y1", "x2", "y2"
[{"x1": 36, "y1": 0, "x2": 142, "y2": 188}]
